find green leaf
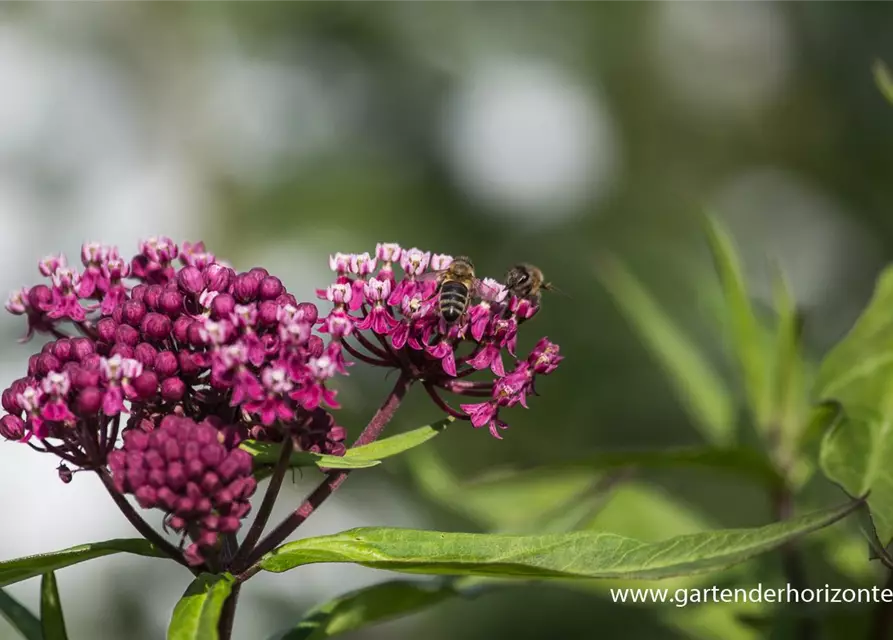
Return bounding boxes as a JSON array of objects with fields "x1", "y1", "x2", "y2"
[
  {"x1": 813, "y1": 265, "x2": 893, "y2": 412},
  {"x1": 874, "y1": 59, "x2": 893, "y2": 106},
  {"x1": 820, "y1": 410, "x2": 893, "y2": 546},
  {"x1": 814, "y1": 265, "x2": 893, "y2": 546},
  {"x1": 703, "y1": 214, "x2": 770, "y2": 429},
  {"x1": 167, "y1": 573, "x2": 235, "y2": 640},
  {"x1": 243, "y1": 417, "x2": 453, "y2": 473},
  {"x1": 343, "y1": 417, "x2": 452, "y2": 461},
  {"x1": 278, "y1": 580, "x2": 460, "y2": 640},
  {"x1": 40, "y1": 572, "x2": 68, "y2": 640},
  {"x1": 0, "y1": 588, "x2": 41, "y2": 640},
  {"x1": 768, "y1": 267, "x2": 808, "y2": 450},
  {"x1": 578, "y1": 482, "x2": 723, "y2": 593},
  {"x1": 241, "y1": 442, "x2": 380, "y2": 470},
  {"x1": 597, "y1": 255, "x2": 735, "y2": 445},
  {"x1": 260, "y1": 501, "x2": 859, "y2": 580},
  {"x1": 0, "y1": 539, "x2": 166, "y2": 588},
  {"x1": 801, "y1": 401, "x2": 843, "y2": 449}
]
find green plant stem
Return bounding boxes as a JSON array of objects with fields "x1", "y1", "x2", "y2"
[
  {"x1": 95, "y1": 468, "x2": 195, "y2": 572},
  {"x1": 230, "y1": 435, "x2": 295, "y2": 570},
  {"x1": 869, "y1": 570, "x2": 893, "y2": 640},
  {"x1": 217, "y1": 582, "x2": 241, "y2": 640},
  {"x1": 239, "y1": 374, "x2": 413, "y2": 572}
]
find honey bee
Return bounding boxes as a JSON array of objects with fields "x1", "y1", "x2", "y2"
[
  {"x1": 419, "y1": 256, "x2": 503, "y2": 324},
  {"x1": 504, "y1": 263, "x2": 557, "y2": 305}
]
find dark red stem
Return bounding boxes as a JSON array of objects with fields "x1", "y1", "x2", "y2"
[
  {"x1": 95, "y1": 468, "x2": 196, "y2": 571},
  {"x1": 353, "y1": 331, "x2": 391, "y2": 360},
  {"x1": 423, "y1": 383, "x2": 469, "y2": 419},
  {"x1": 217, "y1": 583, "x2": 241, "y2": 640},
  {"x1": 772, "y1": 483, "x2": 815, "y2": 640},
  {"x1": 341, "y1": 339, "x2": 395, "y2": 367},
  {"x1": 374, "y1": 331, "x2": 401, "y2": 362},
  {"x1": 238, "y1": 374, "x2": 413, "y2": 571},
  {"x1": 229, "y1": 435, "x2": 295, "y2": 569}
]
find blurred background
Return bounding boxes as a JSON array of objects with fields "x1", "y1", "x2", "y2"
[{"x1": 3, "y1": 2, "x2": 893, "y2": 639}]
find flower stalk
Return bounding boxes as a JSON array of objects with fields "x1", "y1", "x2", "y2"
[
  {"x1": 95, "y1": 468, "x2": 195, "y2": 571},
  {"x1": 238, "y1": 373, "x2": 413, "y2": 571},
  {"x1": 230, "y1": 432, "x2": 295, "y2": 569}
]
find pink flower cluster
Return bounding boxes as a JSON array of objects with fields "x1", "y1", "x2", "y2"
[
  {"x1": 0, "y1": 237, "x2": 347, "y2": 465},
  {"x1": 316, "y1": 243, "x2": 562, "y2": 438}
]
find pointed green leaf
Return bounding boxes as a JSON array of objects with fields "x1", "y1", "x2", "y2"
[
  {"x1": 167, "y1": 573, "x2": 235, "y2": 640},
  {"x1": 801, "y1": 401, "x2": 843, "y2": 449},
  {"x1": 813, "y1": 265, "x2": 893, "y2": 411},
  {"x1": 241, "y1": 443, "x2": 380, "y2": 471},
  {"x1": 703, "y1": 214, "x2": 770, "y2": 428},
  {"x1": 0, "y1": 539, "x2": 166, "y2": 588},
  {"x1": 0, "y1": 589, "x2": 41, "y2": 640},
  {"x1": 40, "y1": 572, "x2": 68, "y2": 640},
  {"x1": 874, "y1": 59, "x2": 893, "y2": 106},
  {"x1": 820, "y1": 410, "x2": 893, "y2": 546},
  {"x1": 342, "y1": 417, "x2": 452, "y2": 461},
  {"x1": 768, "y1": 267, "x2": 808, "y2": 450},
  {"x1": 597, "y1": 256, "x2": 735, "y2": 445},
  {"x1": 814, "y1": 265, "x2": 893, "y2": 545},
  {"x1": 578, "y1": 483, "x2": 721, "y2": 593},
  {"x1": 243, "y1": 417, "x2": 453, "y2": 474},
  {"x1": 260, "y1": 501, "x2": 859, "y2": 580},
  {"x1": 279, "y1": 580, "x2": 460, "y2": 640}
]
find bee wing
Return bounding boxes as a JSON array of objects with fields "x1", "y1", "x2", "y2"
[
  {"x1": 415, "y1": 270, "x2": 446, "y2": 283},
  {"x1": 472, "y1": 278, "x2": 507, "y2": 302}
]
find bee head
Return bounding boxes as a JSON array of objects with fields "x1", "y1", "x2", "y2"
[{"x1": 507, "y1": 264, "x2": 536, "y2": 288}]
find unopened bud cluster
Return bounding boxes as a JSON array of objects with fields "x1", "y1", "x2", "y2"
[{"x1": 108, "y1": 416, "x2": 255, "y2": 565}]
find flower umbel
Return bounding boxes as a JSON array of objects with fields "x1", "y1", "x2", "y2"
[{"x1": 317, "y1": 243, "x2": 561, "y2": 436}]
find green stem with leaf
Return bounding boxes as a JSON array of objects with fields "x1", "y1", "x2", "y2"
[
  {"x1": 239, "y1": 373, "x2": 413, "y2": 569},
  {"x1": 217, "y1": 374, "x2": 414, "y2": 638}
]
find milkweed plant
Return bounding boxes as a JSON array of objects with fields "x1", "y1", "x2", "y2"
[{"x1": 3, "y1": 67, "x2": 893, "y2": 639}]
